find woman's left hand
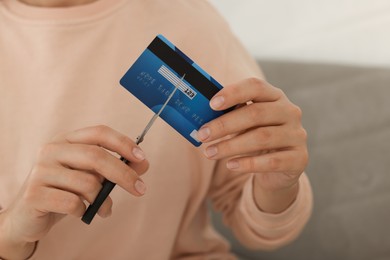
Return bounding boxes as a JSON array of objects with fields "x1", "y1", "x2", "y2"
[{"x1": 197, "y1": 77, "x2": 308, "y2": 212}]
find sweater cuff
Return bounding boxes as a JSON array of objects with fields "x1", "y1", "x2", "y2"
[{"x1": 238, "y1": 173, "x2": 313, "y2": 246}]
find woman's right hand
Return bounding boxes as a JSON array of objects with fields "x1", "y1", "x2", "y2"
[{"x1": 0, "y1": 125, "x2": 149, "y2": 259}]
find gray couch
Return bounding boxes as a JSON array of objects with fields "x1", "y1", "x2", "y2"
[{"x1": 211, "y1": 61, "x2": 390, "y2": 260}]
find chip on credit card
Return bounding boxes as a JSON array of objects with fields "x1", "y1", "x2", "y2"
[{"x1": 120, "y1": 34, "x2": 231, "y2": 146}]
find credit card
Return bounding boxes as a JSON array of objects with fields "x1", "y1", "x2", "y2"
[{"x1": 120, "y1": 34, "x2": 231, "y2": 146}]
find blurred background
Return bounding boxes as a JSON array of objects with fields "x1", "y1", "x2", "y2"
[
  {"x1": 208, "y1": 1, "x2": 390, "y2": 260},
  {"x1": 210, "y1": 0, "x2": 390, "y2": 67}
]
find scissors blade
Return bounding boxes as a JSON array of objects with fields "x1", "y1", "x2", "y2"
[{"x1": 135, "y1": 73, "x2": 186, "y2": 145}]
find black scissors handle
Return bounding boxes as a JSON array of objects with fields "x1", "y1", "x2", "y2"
[{"x1": 81, "y1": 157, "x2": 129, "y2": 224}]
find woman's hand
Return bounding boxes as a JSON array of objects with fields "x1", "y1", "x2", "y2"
[
  {"x1": 197, "y1": 78, "x2": 308, "y2": 213},
  {"x1": 0, "y1": 125, "x2": 149, "y2": 259}
]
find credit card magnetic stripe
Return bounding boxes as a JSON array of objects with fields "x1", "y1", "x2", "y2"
[{"x1": 148, "y1": 35, "x2": 222, "y2": 100}]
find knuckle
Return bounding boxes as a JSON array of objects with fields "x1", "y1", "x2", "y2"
[
  {"x1": 248, "y1": 77, "x2": 265, "y2": 87},
  {"x1": 290, "y1": 104, "x2": 302, "y2": 119},
  {"x1": 298, "y1": 127, "x2": 308, "y2": 141},
  {"x1": 37, "y1": 143, "x2": 55, "y2": 158},
  {"x1": 50, "y1": 131, "x2": 67, "y2": 142},
  {"x1": 64, "y1": 194, "x2": 81, "y2": 213},
  {"x1": 85, "y1": 146, "x2": 105, "y2": 163},
  {"x1": 218, "y1": 141, "x2": 233, "y2": 156},
  {"x1": 295, "y1": 148, "x2": 309, "y2": 174},
  {"x1": 118, "y1": 134, "x2": 132, "y2": 146},
  {"x1": 82, "y1": 174, "x2": 100, "y2": 193},
  {"x1": 22, "y1": 186, "x2": 39, "y2": 204},
  {"x1": 30, "y1": 164, "x2": 44, "y2": 178},
  {"x1": 229, "y1": 82, "x2": 241, "y2": 93},
  {"x1": 214, "y1": 117, "x2": 227, "y2": 134},
  {"x1": 275, "y1": 87, "x2": 285, "y2": 98},
  {"x1": 246, "y1": 157, "x2": 257, "y2": 172},
  {"x1": 29, "y1": 164, "x2": 49, "y2": 184},
  {"x1": 258, "y1": 128, "x2": 272, "y2": 140},
  {"x1": 122, "y1": 168, "x2": 136, "y2": 185},
  {"x1": 268, "y1": 156, "x2": 282, "y2": 172},
  {"x1": 253, "y1": 128, "x2": 272, "y2": 148},
  {"x1": 248, "y1": 104, "x2": 262, "y2": 123},
  {"x1": 94, "y1": 125, "x2": 110, "y2": 137},
  {"x1": 301, "y1": 148, "x2": 309, "y2": 168}
]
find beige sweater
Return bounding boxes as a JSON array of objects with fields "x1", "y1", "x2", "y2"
[{"x1": 0, "y1": 0, "x2": 313, "y2": 259}]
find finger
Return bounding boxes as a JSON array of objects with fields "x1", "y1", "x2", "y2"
[
  {"x1": 127, "y1": 160, "x2": 149, "y2": 176},
  {"x1": 42, "y1": 167, "x2": 113, "y2": 218},
  {"x1": 197, "y1": 102, "x2": 287, "y2": 142},
  {"x1": 53, "y1": 125, "x2": 147, "y2": 164},
  {"x1": 225, "y1": 149, "x2": 308, "y2": 175},
  {"x1": 40, "y1": 143, "x2": 146, "y2": 196},
  {"x1": 35, "y1": 187, "x2": 86, "y2": 217},
  {"x1": 209, "y1": 78, "x2": 284, "y2": 111},
  {"x1": 203, "y1": 126, "x2": 296, "y2": 160}
]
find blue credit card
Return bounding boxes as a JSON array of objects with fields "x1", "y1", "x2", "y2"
[{"x1": 120, "y1": 35, "x2": 231, "y2": 146}]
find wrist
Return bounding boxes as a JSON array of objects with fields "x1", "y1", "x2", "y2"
[
  {"x1": 0, "y1": 211, "x2": 37, "y2": 260},
  {"x1": 252, "y1": 174, "x2": 300, "y2": 214}
]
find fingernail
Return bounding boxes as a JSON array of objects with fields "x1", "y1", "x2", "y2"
[
  {"x1": 132, "y1": 147, "x2": 145, "y2": 161},
  {"x1": 205, "y1": 146, "x2": 218, "y2": 158},
  {"x1": 210, "y1": 96, "x2": 225, "y2": 109},
  {"x1": 135, "y1": 180, "x2": 146, "y2": 195},
  {"x1": 103, "y1": 209, "x2": 112, "y2": 218},
  {"x1": 197, "y1": 127, "x2": 210, "y2": 141},
  {"x1": 227, "y1": 160, "x2": 240, "y2": 170}
]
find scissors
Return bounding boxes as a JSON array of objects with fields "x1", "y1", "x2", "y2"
[{"x1": 82, "y1": 74, "x2": 186, "y2": 224}]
